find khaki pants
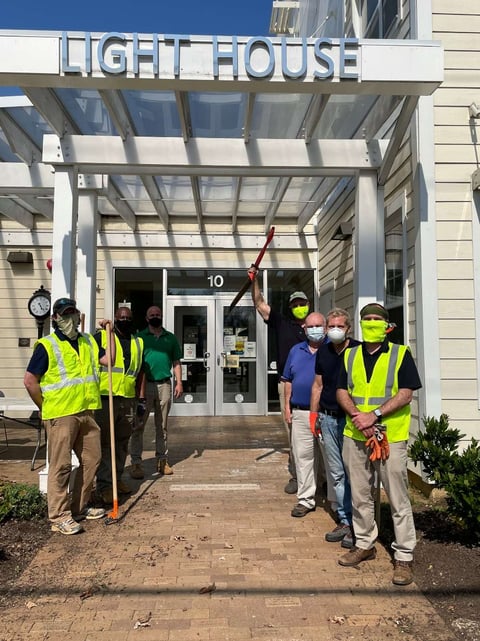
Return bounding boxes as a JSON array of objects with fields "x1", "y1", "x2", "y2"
[
  {"x1": 45, "y1": 411, "x2": 101, "y2": 522},
  {"x1": 278, "y1": 380, "x2": 296, "y2": 479},
  {"x1": 343, "y1": 436, "x2": 416, "y2": 561},
  {"x1": 130, "y1": 380, "x2": 172, "y2": 463}
]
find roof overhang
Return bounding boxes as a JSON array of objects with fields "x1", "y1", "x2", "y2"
[{"x1": 0, "y1": 31, "x2": 444, "y2": 235}]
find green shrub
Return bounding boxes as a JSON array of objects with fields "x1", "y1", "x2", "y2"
[
  {"x1": 0, "y1": 481, "x2": 47, "y2": 523},
  {"x1": 408, "y1": 414, "x2": 480, "y2": 543},
  {"x1": 409, "y1": 414, "x2": 465, "y2": 484}
]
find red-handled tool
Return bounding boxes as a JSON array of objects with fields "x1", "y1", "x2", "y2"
[{"x1": 229, "y1": 227, "x2": 275, "y2": 311}]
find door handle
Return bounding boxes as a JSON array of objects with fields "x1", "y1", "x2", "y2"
[
  {"x1": 203, "y1": 352, "x2": 210, "y2": 371},
  {"x1": 217, "y1": 351, "x2": 226, "y2": 367}
]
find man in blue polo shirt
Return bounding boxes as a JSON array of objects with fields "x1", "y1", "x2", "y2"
[{"x1": 282, "y1": 311, "x2": 326, "y2": 517}]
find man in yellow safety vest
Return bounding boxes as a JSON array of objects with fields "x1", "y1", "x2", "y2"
[
  {"x1": 336, "y1": 302, "x2": 422, "y2": 586},
  {"x1": 24, "y1": 297, "x2": 114, "y2": 535},
  {"x1": 94, "y1": 306, "x2": 144, "y2": 504}
]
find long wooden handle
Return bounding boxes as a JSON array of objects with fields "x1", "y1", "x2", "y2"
[{"x1": 105, "y1": 321, "x2": 118, "y2": 519}]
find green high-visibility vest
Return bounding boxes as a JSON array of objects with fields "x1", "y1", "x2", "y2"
[
  {"x1": 343, "y1": 342, "x2": 411, "y2": 442},
  {"x1": 99, "y1": 331, "x2": 143, "y2": 398},
  {"x1": 37, "y1": 333, "x2": 101, "y2": 420}
]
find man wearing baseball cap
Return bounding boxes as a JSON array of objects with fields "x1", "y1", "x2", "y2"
[
  {"x1": 24, "y1": 297, "x2": 114, "y2": 535},
  {"x1": 336, "y1": 302, "x2": 422, "y2": 585},
  {"x1": 248, "y1": 267, "x2": 311, "y2": 495}
]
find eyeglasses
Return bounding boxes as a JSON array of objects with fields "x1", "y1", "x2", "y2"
[
  {"x1": 306, "y1": 324, "x2": 324, "y2": 328},
  {"x1": 118, "y1": 316, "x2": 131, "y2": 320}
]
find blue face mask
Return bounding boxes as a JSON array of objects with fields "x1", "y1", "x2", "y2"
[{"x1": 306, "y1": 327, "x2": 325, "y2": 343}]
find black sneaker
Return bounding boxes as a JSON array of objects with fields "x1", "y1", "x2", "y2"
[
  {"x1": 325, "y1": 523, "x2": 351, "y2": 542},
  {"x1": 341, "y1": 530, "x2": 354, "y2": 549},
  {"x1": 291, "y1": 503, "x2": 315, "y2": 518},
  {"x1": 284, "y1": 478, "x2": 298, "y2": 494}
]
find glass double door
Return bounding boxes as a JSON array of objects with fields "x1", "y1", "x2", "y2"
[{"x1": 165, "y1": 295, "x2": 266, "y2": 416}]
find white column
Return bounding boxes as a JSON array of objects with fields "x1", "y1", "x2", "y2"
[
  {"x1": 50, "y1": 167, "x2": 78, "y2": 302},
  {"x1": 77, "y1": 189, "x2": 98, "y2": 333},
  {"x1": 410, "y1": 0, "x2": 442, "y2": 419},
  {"x1": 353, "y1": 169, "x2": 385, "y2": 335}
]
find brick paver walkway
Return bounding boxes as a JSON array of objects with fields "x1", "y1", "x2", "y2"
[{"x1": 0, "y1": 415, "x2": 455, "y2": 640}]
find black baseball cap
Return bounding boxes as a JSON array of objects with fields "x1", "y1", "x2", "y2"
[{"x1": 53, "y1": 297, "x2": 78, "y2": 316}]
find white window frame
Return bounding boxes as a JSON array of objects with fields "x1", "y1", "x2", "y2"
[{"x1": 385, "y1": 192, "x2": 407, "y2": 342}]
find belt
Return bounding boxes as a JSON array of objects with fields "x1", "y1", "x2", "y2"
[
  {"x1": 150, "y1": 378, "x2": 171, "y2": 384},
  {"x1": 320, "y1": 407, "x2": 341, "y2": 417},
  {"x1": 290, "y1": 404, "x2": 310, "y2": 411}
]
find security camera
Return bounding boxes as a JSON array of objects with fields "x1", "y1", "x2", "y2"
[{"x1": 469, "y1": 102, "x2": 480, "y2": 119}]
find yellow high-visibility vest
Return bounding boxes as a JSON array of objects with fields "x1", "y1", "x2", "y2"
[
  {"x1": 343, "y1": 342, "x2": 411, "y2": 442},
  {"x1": 37, "y1": 333, "x2": 101, "y2": 420},
  {"x1": 99, "y1": 331, "x2": 143, "y2": 398}
]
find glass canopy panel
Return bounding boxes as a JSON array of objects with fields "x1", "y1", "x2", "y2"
[
  {"x1": 155, "y1": 175, "x2": 196, "y2": 216},
  {"x1": 274, "y1": 177, "x2": 323, "y2": 216},
  {"x1": 250, "y1": 93, "x2": 311, "y2": 138},
  {"x1": 122, "y1": 90, "x2": 182, "y2": 136},
  {"x1": 113, "y1": 175, "x2": 156, "y2": 214},
  {"x1": 240, "y1": 176, "x2": 278, "y2": 203},
  {"x1": 6, "y1": 106, "x2": 52, "y2": 149},
  {"x1": 314, "y1": 94, "x2": 378, "y2": 139},
  {"x1": 189, "y1": 92, "x2": 246, "y2": 138},
  {"x1": 199, "y1": 177, "x2": 236, "y2": 215},
  {"x1": 55, "y1": 88, "x2": 118, "y2": 135}
]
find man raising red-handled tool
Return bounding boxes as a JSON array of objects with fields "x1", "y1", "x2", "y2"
[{"x1": 248, "y1": 249, "x2": 314, "y2": 496}]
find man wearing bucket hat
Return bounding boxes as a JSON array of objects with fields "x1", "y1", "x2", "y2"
[
  {"x1": 24, "y1": 297, "x2": 114, "y2": 535},
  {"x1": 248, "y1": 266, "x2": 311, "y2": 495},
  {"x1": 336, "y1": 302, "x2": 422, "y2": 586}
]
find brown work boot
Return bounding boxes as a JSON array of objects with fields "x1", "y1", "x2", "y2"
[
  {"x1": 338, "y1": 546, "x2": 376, "y2": 567},
  {"x1": 117, "y1": 480, "x2": 132, "y2": 494},
  {"x1": 392, "y1": 560, "x2": 413, "y2": 585},
  {"x1": 130, "y1": 463, "x2": 144, "y2": 479},
  {"x1": 100, "y1": 487, "x2": 113, "y2": 505},
  {"x1": 157, "y1": 460, "x2": 173, "y2": 475}
]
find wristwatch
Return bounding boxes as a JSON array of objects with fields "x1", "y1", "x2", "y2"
[{"x1": 373, "y1": 408, "x2": 383, "y2": 420}]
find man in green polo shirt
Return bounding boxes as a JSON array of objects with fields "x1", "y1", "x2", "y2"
[{"x1": 130, "y1": 305, "x2": 183, "y2": 479}]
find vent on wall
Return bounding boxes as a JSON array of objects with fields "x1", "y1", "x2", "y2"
[{"x1": 6, "y1": 251, "x2": 33, "y2": 264}]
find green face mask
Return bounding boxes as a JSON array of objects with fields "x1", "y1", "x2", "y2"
[
  {"x1": 291, "y1": 305, "x2": 309, "y2": 320},
  {"x1": 360, "y1": 319, "x2": 388, "y2": 343}
]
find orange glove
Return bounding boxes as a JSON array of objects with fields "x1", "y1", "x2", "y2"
[
  {"x1": 365, "y1": 434, "x2": 382, "y2": 461},
  {"x1": 309, "y1": 411, "x2": 319, "y2": 436},
  {"x1": 380, "y1": 432, "x2": 390, "y2": 460}
]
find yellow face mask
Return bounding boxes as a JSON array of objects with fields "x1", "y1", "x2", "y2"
[
  {"x1": 360, "y1": 319, "x2": 388, "y2": 343},
  {"x1": 291, "y1": 305, "x2": 309, "y2": 320}
]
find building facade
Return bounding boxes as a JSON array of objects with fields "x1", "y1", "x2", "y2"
[{"x1": 0, "y1": 1, "x2": 478, "y2": 465}]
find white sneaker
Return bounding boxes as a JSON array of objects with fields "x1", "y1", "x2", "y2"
[
  {"x1": 74, "y1": 507, "x2": 106, "y2": 521},
  {"x1": 51, "y1": 517, "x2": 84, "y2": 535}
]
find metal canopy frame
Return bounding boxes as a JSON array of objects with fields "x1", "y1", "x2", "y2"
[{"x1": 0, "y1": 32, "x2": 443, "y2": 238}]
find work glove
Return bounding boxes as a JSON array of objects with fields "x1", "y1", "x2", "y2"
[
  {"x1": 365, "y1": 424, "x2": 389, "y2": 461},
  {"x1": 309, "y1": 411, "x2": 323, "y2": 439},
  {"x1": 136, "y1": 398, "x2": 147, "y2": 418}
]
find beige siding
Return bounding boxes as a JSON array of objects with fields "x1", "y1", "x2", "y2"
[{"x1": 433, "y1": 0, "x2": 480, "y2": 440}]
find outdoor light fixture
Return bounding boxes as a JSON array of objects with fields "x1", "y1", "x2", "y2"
[
  {"x1": 469, "y1": 102, "x2": 480, "y2": 119},
  {"x1": 6, "y1": 251, "x2": 33, "y2": 264},
  {"x1": 331, "y1": 222, "x2": 353, "y2": 241}
]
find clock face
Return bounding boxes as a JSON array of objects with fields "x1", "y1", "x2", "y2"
[{"x1": 29, "y1": 295, "x2": 51, "y2": 318}]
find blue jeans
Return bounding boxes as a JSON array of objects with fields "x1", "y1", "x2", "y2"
[{"x1": 321, "y1": 413, "x2": 352, "y2": 525}]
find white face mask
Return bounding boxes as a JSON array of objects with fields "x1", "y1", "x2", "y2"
[
  {"x1": 306, "y1": 327, "x2": 325, "y2": 343},
  {"x1": 327, "y1": 327, "x2": 346, "y2": 344}
]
